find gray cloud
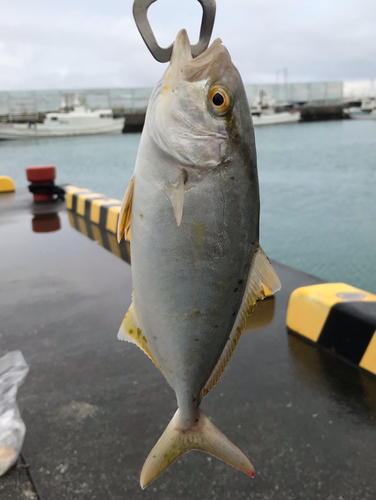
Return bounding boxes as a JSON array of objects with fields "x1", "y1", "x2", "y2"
[{"x1": 0, "y1": 0, "x2": 375, "y2": 91}]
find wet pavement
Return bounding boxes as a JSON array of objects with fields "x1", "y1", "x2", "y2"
[
  {"x1": 1, "y1": 189, "x2": 375, "y2": 500},
  {"x1": 0, "y1": 460, "x2": 37, "y2": 500}
]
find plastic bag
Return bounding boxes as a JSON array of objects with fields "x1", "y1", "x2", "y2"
[{"x1": 0, "y1": 351, "x2": 29, "y2": 476}]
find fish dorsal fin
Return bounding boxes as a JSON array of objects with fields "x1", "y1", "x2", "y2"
[
  {"x1": 200, "y1": 245, "x2": 281, "y2": 399},
  {"x1": 118, "y1": 302, "x2": 158, "y2": 367},
  {"x1": 117, "y1": 175, "x2": 134, "y2": 243}
]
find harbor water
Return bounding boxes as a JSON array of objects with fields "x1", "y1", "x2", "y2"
[{"x1": 1, "y1": 119, "x2": 375, "y2": 293}]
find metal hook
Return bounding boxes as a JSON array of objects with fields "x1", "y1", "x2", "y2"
[{"x1": 133, "y1": 0, "x2": 216, "y2": 63}]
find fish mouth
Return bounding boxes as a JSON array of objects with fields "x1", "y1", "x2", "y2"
[
  {"x1": 171, "y1": 29, "x2": 193, "y2": 67},
  {"x1": 166, "y1": 29, "x2": 193, "y2": 91}
]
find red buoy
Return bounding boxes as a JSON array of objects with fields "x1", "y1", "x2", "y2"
[{"x1": 26, "y1": 165, "x2": 56, "y2": 202}]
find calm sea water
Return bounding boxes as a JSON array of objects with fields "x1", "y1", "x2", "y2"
[{"x1": 1, "y1": 120, "x2": 376, "y2": 293}]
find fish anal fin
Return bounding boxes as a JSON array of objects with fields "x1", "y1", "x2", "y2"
[
  {"x1": 201, "y1": 245, "x2": 281, "y2": 399},
  {"x1": 117, "y1": 175, "x2": 135, "y2": 243},
  {"x1": 140, "y1": 409, "x2": 254, "y2": 489},
  {"x1": 118, "y1": 302, "x2": 157, "y2": 367}
]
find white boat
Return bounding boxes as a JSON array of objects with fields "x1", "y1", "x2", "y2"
[
  {"x1": 346, "y1": 109, "x2": 376, "y2": 120},
  {"x1": 250, "y1": 91, "x2": 301, "y2": 126},
  {"x1": 345, "y1": 97, "x2": 376, "y2": 120},
  {"x1": 251, "y1": 110, "x2": 301, "y2": 126},
  {"x1": 0, "y1": 94, "x2": 124, "y2": 139}
]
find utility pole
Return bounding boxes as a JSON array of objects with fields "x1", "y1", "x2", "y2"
[{"x1": 284, "y1": 68, "x2": 289, "y2": 102}]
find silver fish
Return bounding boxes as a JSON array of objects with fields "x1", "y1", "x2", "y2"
[{"x1": 117, "y1": 29, "x2": 281, "y2": 488}]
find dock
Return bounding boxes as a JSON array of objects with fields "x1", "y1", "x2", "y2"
[{"x1": 1, "y1": 187, "x2": 375, "y2": 499}]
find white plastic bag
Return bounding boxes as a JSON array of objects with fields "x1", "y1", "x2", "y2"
[{"x1": 0, "y1": 351, "x2": 29, "y2": 476}]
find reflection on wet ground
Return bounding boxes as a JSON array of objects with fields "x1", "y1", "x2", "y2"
[
  {"x1": 68, "y1": 211, "x2": 131, "y2": 265},
  {"x1": 244, "y1": 297, "x2": 275, "y2": 332},
  {"x1": 288, "y1": 333, "x2": 376, "y2": 422},
  {"x1": 32, "y1": 212, "x2": 61, "y2": 233}
]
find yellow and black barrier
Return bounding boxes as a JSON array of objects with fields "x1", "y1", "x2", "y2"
[
  {"x1": 287, "y1": 283, "x2": 376, "y2": 377},
  {"x1": 65, "y1": 185, "x2": 122, "y2": 235},
  {"x1": 68, "y1": 210, "x2": 131, "y2": 265}
]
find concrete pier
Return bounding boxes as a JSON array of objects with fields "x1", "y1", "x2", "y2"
[
  {"x1": 1, "y1": 187, "x2": 375, "y2": 499},
  {"x1": 299, "y1": 104, "x2": 346, "y2": 122}
]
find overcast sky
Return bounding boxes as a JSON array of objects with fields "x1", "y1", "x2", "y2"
[{"x1": 1, "y1": 0, "x2": 375, "y2": 92}]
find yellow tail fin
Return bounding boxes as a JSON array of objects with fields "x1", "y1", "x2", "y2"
[{"x1": 140, "y1": 409, "x2": 254, "y2": 489}]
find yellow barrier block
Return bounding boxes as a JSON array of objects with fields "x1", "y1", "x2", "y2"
[
  {"x1": 0, "y1": 176, "x2": 15, "y2": 193},
  {"x1": 360, "y1": 332, "x2": 376, "y2": 376},
  {"x1": 76, "y1": 193, "x2": 105, "y2": 216},
  {"x1": 287, "y1": 282, "x2": 376, "y2": 377},
  {"x1": 286, "y1": 283, "x2": 376, "y2": 342},
  {"x1": 90, "y1": 199, "x2": 122, "y2": 224},
  {"x1": 106, "y1": 206, "x2": 121, "y2": 234},
  {"x1": 263, "y1": 285, "x2": 273, "y2": 297},
  {"x1": 66, "y1": 187, "x2": 90, "y2": 209}
]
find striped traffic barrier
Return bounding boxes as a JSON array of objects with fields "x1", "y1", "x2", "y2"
[
  {"x1": 65, "y1": 185, "x2": 122, "y2": 235},
  {"x1": 287, "y1": 283, "x2": 376, "y2": 377}
]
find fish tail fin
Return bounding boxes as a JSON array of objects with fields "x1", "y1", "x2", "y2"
[{"x1": 140, "y1": 408, "x2": 254, "y2": 489}]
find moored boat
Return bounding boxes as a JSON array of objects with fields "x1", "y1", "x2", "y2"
[
  {"x1": 0, "y1": 94, "x2": 124, "y2": 139},
  {"x1": 345, "y1": 109, "x2": 376, "y2": 120},
  {"x1": 345, "y1": 96, "x2": 376, "y2": 120},
  {"x1": 250, "y1": 91, "x2": 301, "y2": 126}
]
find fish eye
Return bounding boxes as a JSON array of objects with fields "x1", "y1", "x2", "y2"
[
  {"x1": 212, "y1": 93, "x2": 224, "y2": 106},
  {"x1": 209, "y1": 85, "x2": 232, "y2": 116}
]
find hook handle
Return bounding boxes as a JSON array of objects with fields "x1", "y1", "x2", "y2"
[{"x1": 133, "y1": 0, "x2": 216, "y2": 63}]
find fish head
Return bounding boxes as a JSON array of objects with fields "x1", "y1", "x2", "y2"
[{"x1": 147, "y1": 29, "x2": 253, "y2": 170}]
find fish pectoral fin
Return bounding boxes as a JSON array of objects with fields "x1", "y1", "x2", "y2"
[
  {"x1": 140, "y1": 408, "x2": 254, "y2": 489},
  {"x1": 118, "y1": 302, "x2": 157, "y2": 367},
  {"x1": 167, "y1": 170, "x2": 185, "y2": 226},
  {"x1": 117, "y1": 175, "x2": 135, "y2": 243}
]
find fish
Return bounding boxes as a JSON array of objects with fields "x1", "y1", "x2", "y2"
[{"x1": 117, "y1": 29, "x2": 281, "y2": 489}]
